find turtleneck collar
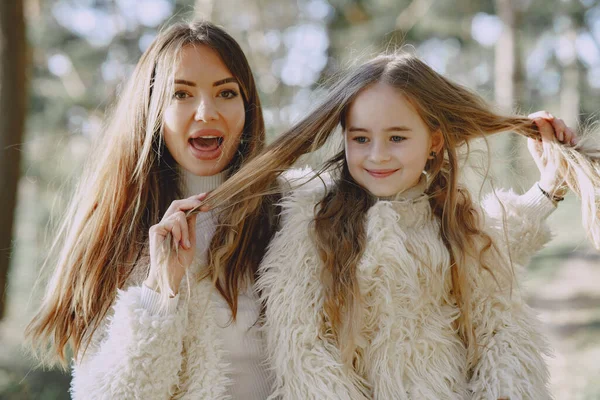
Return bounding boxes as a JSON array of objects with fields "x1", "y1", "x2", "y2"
[
  {"x1": 377, "y1": 174, "x2": 428, "y2": 202},
  {"x1": 182, "y1": 168, "x2": 230, "y2": 198}
]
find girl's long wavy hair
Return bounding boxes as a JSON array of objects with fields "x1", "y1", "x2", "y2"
[
  {"x1": 25, "y1": 20, "x2": 267, "y2": 368},
  {"x1": 198, "y1": 53, "x2": 600, "y2": 370}
]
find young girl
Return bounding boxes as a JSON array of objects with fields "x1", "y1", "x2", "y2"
[
  {"x1": 196, "y1": 53, "x2": 600, "y2": 399},
  {"x1": 26, "y1": 21, "x2": 278, "y2": 399}
]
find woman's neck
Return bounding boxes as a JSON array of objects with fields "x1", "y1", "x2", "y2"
[{"x1": 182, "y1": 168, "x2": 230, "y2": 198}]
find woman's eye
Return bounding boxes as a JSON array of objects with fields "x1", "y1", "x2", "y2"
[
  {"x1": 173, "y1": 90, "x2": 190, "y2": 100},
  {"x1": 353, "y1": 136, "x2": 369, "y2": 144},
  {"x1": 390, "y1": 136, "x2": 405, "y2": 143},
  {"x1": 219, "y1": 89, "x2": 239, "y2": 99}
]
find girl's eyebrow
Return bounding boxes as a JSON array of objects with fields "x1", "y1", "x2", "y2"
[
  {"x1": 385, "y1": 126, "x2": 412, "y2": 132},
  {"x1": 348, "y1": 125, "x2": 412, "y2": 133},
  {"x1": 173, "y1": 77, "x2": 238, "y2": 87}
]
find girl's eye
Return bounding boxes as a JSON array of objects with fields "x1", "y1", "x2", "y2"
[
  {"x1": 390, "y1": 136, "x2": 406, "y2": 143},
  {"x1": 353, "y1": 136, "x2": 369, "y2": 144},
  {"x1": 173, "y1": 90, "x2": 191, "y2": 100},
  {"x1": 219, "y1": 89, "x2": 239, "y2": 99}
]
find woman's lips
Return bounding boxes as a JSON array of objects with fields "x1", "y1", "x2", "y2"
[{"x1": 365, "y1": 168, "x2": 399, "y2": 178}]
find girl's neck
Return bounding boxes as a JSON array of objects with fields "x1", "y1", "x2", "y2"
[
  {"x1": 378, "y1": 174, "x2": 428, "y2": 202},
  {"x1": 182, "y1": 168, "x2": 230, "y2": 198}
]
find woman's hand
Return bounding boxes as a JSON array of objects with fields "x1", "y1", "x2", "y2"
[
  {"x1": 144, "y1": 193, "x2": 207, "y2": 295},
  {"x1": 527, "y1": 111, "x2": 577, "y2": 196}
]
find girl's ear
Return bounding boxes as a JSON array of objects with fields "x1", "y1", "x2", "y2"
[{"x1": 430, "y1": 129, "x2": 444, "y2": 153}]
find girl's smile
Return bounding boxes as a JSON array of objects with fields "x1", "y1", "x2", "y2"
[{"x1": 365, "y1": 168, "x2": 400, "y2": 178}]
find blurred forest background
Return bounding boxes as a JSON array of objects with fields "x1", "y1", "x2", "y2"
[{"x1": 1, "y1": 0, "x2": 600, "y2": 398}]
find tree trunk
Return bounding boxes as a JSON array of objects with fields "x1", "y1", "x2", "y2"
[
  {"x1": 560, "y1": 20, "x2": 580, "y2": 130},
  {"x1": 0, "y1": 0, "x2": 27, "y2": 320},
  {"x1": 494, "y1": 0, "x2": 524, "y2": 181}
]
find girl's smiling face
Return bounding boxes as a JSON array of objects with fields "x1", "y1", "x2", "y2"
[
  {"x1": 163, "y1": 44, "x2": 246, "y2": 176},
  {"x1": 344, "y1": 82, "x2": 443, "y2": 197}
]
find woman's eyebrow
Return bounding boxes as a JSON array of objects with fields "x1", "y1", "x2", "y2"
[
  {"x1": 174, "y1": 79, "x2": 196, "y2": 87},
  {"x1": 213, "y1": 77, "x2": 238, "y2": 86},
  {"x1": 173, "y1": 77, "x2": 238, "y2": 87}
]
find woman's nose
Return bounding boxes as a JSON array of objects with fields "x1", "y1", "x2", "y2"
[{"x1": 194, "y1": 97, "x2": 219, "y2": 122}]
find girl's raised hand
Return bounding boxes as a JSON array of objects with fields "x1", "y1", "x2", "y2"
[
  {"x1": 144, "y1": 193, "x2": 207, "y2": 295},
  {"x1": 527, "y1": 111, "x2": 577, "y2": 195}
]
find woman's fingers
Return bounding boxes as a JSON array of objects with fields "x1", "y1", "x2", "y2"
[
  {"x1": 149, "y1": 192, "x2": 208, "y2": 253},
  {"x1": 188, "y1": 212, "x2": 198, "y2": 246},
  {"x1": 170, "y1": 217, "x2": 183, "y2": 246},
  {"x1": 150, "y1": 212, "x2": 193, "y2": 249},
  {"x1": 174, "y1": 211, "x2": 191, "y2": 249},
  {"x1": 164, "y1": 193, "x2": 208, "y2": 218}
]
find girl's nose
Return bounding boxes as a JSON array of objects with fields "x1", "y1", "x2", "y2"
[
  {"x1": 368, "y1": 140, "x2": 391, "y2": 163},
  {"x1": 194, "y1": 98, "x2": 219, "y2": 122}
]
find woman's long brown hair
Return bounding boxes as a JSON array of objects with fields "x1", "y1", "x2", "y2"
[
  {"x1": 199, "y1": 53, "x2": 600, "y2": 369},
  {"x1": 25, "y1": 20, "x2": 267, "y2": 368}
]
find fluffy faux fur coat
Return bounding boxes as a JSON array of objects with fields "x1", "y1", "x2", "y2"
[
  {"x1": 70, "y1": 277, "x2": 238, "y2": 400},
  {"x1": 257, "y1": 169, "x2": 554, "y2": 400}
]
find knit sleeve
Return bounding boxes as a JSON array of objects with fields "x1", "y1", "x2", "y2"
[
  {"x1": 467, "y1": 262, "x2": 552, "y2": 399},
  {"x1": 481, "y1": 184, "x2": 557, "y2": 267},
  {"x1": 468, "y1": 186, "x2": 554, "y2": 400},
  {"x1": 70, "y1": 285, "x2": 187, "y2": 400},
  {"x1": 257, "y1": 195, "x2": 369, "y2": 400}
]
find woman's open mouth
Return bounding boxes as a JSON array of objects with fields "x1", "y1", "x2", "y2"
[{"x1": 188, "y1": 135, "x2": 224, "y2": 160}]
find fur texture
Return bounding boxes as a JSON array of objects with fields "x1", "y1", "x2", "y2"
[
  {"x1": 257, "y1": 169, "x2": 553, "y2": 400},
  {"x1": 70, "y1": 277, "x2": 234, "y2": 400}
]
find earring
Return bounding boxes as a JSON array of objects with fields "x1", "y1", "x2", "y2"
[{"x1": 428, "y1": 151, "x2": 436, "y2": 160}]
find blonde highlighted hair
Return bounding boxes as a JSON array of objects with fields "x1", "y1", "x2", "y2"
[
  {"x1": 197, "y1": 52, "x2": 600, "y2": 369},
  {"x1": 26, "y1": 20, "x2": 267, "y2": 367}
]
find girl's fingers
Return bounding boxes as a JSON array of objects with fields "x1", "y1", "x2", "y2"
[
  {"x1": 550, "y1": 117, "x2": 568, "y2": 142},
  {"x1": 529, "y1": 112, "x2": 578, "y2": 146},
  {"x1": 565, "y1": 127, "x2": 579, "y2": 146},
  {"x1": 528, "y1": 110, "x2": 553, "y2": 120},
  {"x1": 533, "y1": 118, "x2": 555, "y2": 158}
]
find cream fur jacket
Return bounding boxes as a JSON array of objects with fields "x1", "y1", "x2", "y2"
[
  {"x1": 257, "y1": 169, "x2": 554, "y2": 400},
  {"x1": 70, "y1": 207, "x2": 248, "y2": 400},
  {"x1": 70, "y1": 277, "x2": 238, "y2": 400}
]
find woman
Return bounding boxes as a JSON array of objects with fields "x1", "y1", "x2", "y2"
[{"x1": 26, "y1": 21, "x2": 277, "y2": 399}]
